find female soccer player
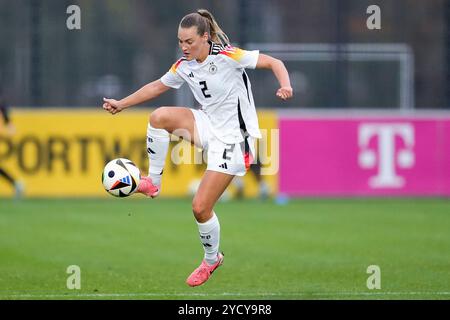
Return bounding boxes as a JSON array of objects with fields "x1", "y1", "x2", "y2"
[{"x1": 102, "y1": 9, "x2": 293, "y2": 287}]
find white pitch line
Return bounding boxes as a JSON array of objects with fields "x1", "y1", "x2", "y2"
[{"x1": 1, "y1": 291, "x2": 450, "y2": 298}]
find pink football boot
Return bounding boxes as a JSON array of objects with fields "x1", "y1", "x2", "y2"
[
  {"x1": 186, "y1": 252, "x2": 224, "y2": 287},
  {"x1": 137, "y1": 176, "x2": 160, "y2": 198}
]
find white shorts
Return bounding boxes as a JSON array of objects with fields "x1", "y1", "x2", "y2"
[{"x1": 190, "y1": 108, "x2": 256, "y2": 176}]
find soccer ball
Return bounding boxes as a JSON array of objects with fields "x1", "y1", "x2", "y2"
[{"x1": 102, "y1": 158, "x2": 141, "y2": 197}]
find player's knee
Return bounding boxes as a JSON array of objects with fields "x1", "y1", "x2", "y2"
[
  {"x1": 192, "y1": 198, "x2": 211, "y2": 222},
  {"x1": 149, "y1": 107, "x2": 170, "y2": 129}
]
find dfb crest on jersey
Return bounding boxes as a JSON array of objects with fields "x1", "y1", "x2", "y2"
[{"x1": 209, "y1": 62, "x2": 217, "y2": 74}]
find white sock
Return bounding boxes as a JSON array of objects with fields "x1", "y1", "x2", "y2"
[
  {"x1": 147, "y1": 123, "x2": 170, "y2": 187},
  {"x1": 197, "y1": 213, "x2": 220, "y2": 265}
]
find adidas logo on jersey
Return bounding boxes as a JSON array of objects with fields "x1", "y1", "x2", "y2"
[
  {"x1": 219, "y1": 163, "x2": 228, "y2": 169},
  {"x1": 188, "y1": 72, "x2": 194, "y2": 78}
]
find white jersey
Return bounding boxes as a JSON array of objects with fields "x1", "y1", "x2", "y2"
[{"x1": 160, "y1": 41, "x2": 262, "y2": 144}]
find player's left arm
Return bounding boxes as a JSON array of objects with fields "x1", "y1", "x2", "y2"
[{"x1": 256, "y1": 54, "x2": 293, "y2": 101}]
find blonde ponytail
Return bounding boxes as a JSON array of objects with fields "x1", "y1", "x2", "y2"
[
  {"x1": 180, "y1": 9, "x2": 230, "y2": 46},
  {"x1": 196, "y1": 9, "x2": 230, "y2": 46}
]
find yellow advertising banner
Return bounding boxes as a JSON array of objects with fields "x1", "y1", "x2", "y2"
[{"x1": 0, "y1": 109, "x2": 278, "y2": 198}]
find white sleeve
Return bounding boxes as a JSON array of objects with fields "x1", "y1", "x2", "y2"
[
  {"x1": 160, "y1": 69, "x2": 185, "y2": 89},
  {"x1": 238, "y1": 49, "x2": 259, "y2": 69},
  {"x1": 221, "y1": 46, "x2": 260, "y2": 69}
]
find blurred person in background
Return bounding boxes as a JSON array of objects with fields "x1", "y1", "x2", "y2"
[
  {"x1": 0, "y1": 85, "x2": 24, "y2": 198},
  {"x1": 233, "y1": 159, "x2": 270, "y2": 200}
]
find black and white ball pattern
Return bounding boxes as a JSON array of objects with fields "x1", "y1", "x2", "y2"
[{"x1": 102, "y1": 158, "x2": 141, "y2": 197}]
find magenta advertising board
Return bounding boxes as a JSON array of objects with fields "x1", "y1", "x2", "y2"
[{"x1": 279, "y1": 115, "x2": 450, "y2": 196}]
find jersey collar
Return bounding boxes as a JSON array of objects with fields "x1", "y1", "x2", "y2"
[{"x1": 208, "y1": 40, "x2": 214, "y2": 55}]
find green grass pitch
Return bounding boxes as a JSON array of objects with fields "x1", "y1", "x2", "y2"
[{"x1": 0, "y1": 197, "x2": 449, "y2": 300}]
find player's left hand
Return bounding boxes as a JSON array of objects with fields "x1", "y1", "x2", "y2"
[{"x1": 276, "y1": 86, "x2": 293, "y2": 101}]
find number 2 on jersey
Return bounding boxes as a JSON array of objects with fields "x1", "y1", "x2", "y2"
[{"x1": 199, "y1": 81, "x2": 211, "y2": 98}]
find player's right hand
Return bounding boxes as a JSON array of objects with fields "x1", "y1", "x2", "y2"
[{"x1": 102, "y1": 97, "x2": 124, "y2": 115}]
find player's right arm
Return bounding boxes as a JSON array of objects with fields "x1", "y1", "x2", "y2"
[{"x1": 103, "y1": 80, "x2": 171, "y2": 115}]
